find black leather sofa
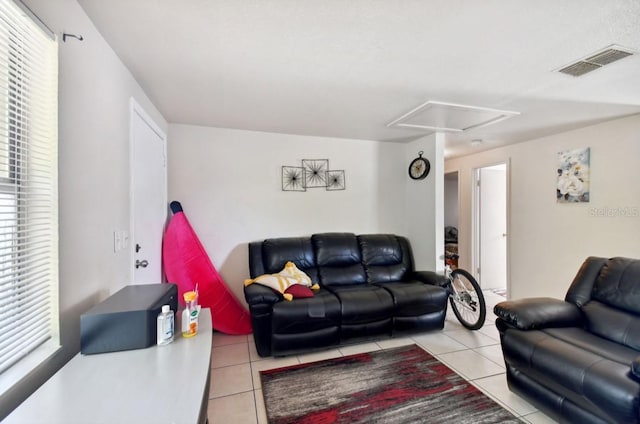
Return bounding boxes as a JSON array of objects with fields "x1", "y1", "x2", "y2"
[
  {"x1": 494, "y1": 257, "x2": 640, "y2": 424},
  {"x1": 244, "y1": 232, "x2": 449, "y2": 357}
]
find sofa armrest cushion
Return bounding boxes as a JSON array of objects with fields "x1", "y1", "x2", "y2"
[
  {"x1": 412, "y1": 270, "x2": 448, "y2": 287},
  {"x1": 494, "y1": 297, "x2": 583, "y2": 330},
  {"x1": 633, "y1": 356, "x2": 640, "y2": 380},
  {"x1": 244, "y1": 282, "x2": 282, "y2": 305}
]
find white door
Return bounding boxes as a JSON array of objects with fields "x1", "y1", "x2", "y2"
[
  {"x1": 130, "y1": 99, "x2": 167, "y2": 285},
  {"x1": 476, "y1": 164, "x2": 507, "y2": 290}
]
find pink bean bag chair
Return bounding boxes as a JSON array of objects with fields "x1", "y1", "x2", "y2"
[{"x1": 163, "y1": 201, "x2": 252, "y2": 335}]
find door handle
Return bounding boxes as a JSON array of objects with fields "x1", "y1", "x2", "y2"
[{"x1": 135, "y1": 259, "x2": 149, "y2": 269}]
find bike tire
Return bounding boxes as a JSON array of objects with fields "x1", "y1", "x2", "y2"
[{"x1": 449, "y1": 268, "x2": 486, "y2": 330}]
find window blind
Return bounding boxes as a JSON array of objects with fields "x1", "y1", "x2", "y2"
[{"x1": 0, "y1": 0, "x2": 58, "y2": 375}]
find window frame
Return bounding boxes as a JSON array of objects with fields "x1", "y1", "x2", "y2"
[{"x1": 0, "y1": 0, "x2": 59, "y2": 400}]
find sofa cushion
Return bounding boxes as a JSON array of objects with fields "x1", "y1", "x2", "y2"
[
  {"x1": 564, "y1": 256, "x2": 607, "y2": 307},
  {"x1": 592, "y1": 257, "x2": 640, "y2": 314},
  {"x1": 359, "y1": 234, "x2": 410, "y2": 283},
  {"x1": 313, "y1": 233, "x2": 366, "y2": 286},
  {"x1": 262, "y1": 237, "x2": 316, "y2": 272},
  {"x1": 271, "y1": 289, "x2": 341, "y2": 334},
  {"x1": 261, "y1": 237, "x2": 319, "y2": 283},
  {"x1": 378, "y1": 281, "x2": 448, "y2": 317},
  {"x1": 326, "y1": 285, "x2": 394, "y2": 325},
  {"x1": 313, "y1": 233, "x2": 360, "y2": 266},
  {"x1": 582, "y1": 300, "x2": 640, "y2": 351},
  {"x1": 502, "y1": 327, "x2": 640, "y2": 424},
  {"x1": 318, "y1": 264, "x2": 367, "y2": 286},
  {"x1": 359, "y1": 234, "x2": 402, "y2": 266},
  {"x1": 284, "y1": 284, "x2": 314, "y2": 299}
]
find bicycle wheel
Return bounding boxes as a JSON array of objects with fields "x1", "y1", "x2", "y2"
[{"x1": 448, "y1": 268, "x2": 486, "y2": 330}]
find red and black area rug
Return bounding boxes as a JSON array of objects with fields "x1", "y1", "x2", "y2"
[{"x1": 260, "y1": 344, "x2": 521, "y2": 423}]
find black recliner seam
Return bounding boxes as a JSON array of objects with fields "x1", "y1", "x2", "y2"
[{"x1": 543, "y1": 327, "x2": 635, "y2": 367}]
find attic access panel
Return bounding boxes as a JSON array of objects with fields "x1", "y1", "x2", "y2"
[{"x1": 387, "y1": 101, "x2": 520, "y2": 132}]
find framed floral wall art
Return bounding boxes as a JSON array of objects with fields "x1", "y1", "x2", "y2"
[{"x1": 557, "y1": 147, "x2": 590, "y2": 203}]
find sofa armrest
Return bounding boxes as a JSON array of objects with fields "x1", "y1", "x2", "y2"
[
  {"x1": 243, "y1": 283, "x2": 280, "y2": 357},
  {"x1": 632, "y1": 356, "x2": 640, "y2": 380},
  {"x1": 244, "y1": 283, "x2": 282, "y2": 305},
  {"x1": 412, "y1": 270, "x2": 448, "y2": 287},
  {"x1": 494, "y1": 297, "x2": 583, "y2": 330}
]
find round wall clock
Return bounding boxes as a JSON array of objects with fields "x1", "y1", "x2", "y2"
[{"x1": 408, "y1": 151, "x2": 430, "y2": 180}]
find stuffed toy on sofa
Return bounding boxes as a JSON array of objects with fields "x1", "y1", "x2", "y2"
[{"x1": 244, "y1": 261, "x2": 319, "y2": 301}]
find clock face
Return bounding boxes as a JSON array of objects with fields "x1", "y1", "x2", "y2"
[{"x1": 409, "y1": 157, "x2": 430, "y2": 180}]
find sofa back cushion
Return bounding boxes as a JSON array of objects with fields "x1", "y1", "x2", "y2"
[
  {"x1": 592, "y1": 257, "x2": 640, "y2": 313},
  {"x1": 582, "y1": 257, "x2": 640, "y2": 350},
  {"x1": 582, "y1": 301, "x2": 640, "y2": 351},
  {"x1": 312, "y1": 233, "x2": 366, "y2": 286},
  {"x1": 250, "y1": 232, "x2": 416, "y2": 287},
  {"x1": 260, "y1": 237, "x2": 319, "y2": 283},
  {"x1": 359, "y1": 234, "x2": 411, "y2": 283},
  {"x1": 564, "y1": 256, "x2": 607, "y2": 307}
]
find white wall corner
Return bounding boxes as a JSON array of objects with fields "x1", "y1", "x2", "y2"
[
  {"x1": 433, "y1": 133, "x2": 445, "y2": 272},
  {"x1": 405, "y1": 133, "x2": 445, "y2": 272}
]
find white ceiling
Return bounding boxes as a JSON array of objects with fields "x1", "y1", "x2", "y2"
[{"x1": 77, "y1": 0, "x2": 640, "y2": 158}]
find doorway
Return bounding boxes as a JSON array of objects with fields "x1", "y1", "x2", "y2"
[
  {"x1": 473, "y1": 162, "x2": 508, "y2": 293},
  {"x1": 130, "y1": 99, "x2": 167, "y2": 285},
  {"x1": 444, "y1": 171, "x2": 459, "y2": 268}
]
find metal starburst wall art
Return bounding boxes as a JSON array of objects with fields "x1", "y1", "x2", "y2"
[
  {"x1": 302, "y1": 159, "x2": 328, "y2": 188},
  {"x1": 282, "y1": 159, "x2": 346, "y2": 192},
  {"x1": 282, "y1": 166, "x2": 306, "y2": 191}
]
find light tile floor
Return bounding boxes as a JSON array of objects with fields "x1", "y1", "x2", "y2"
[{"x1": 207, "y1": 291, "x2": 559, "y2": 424}]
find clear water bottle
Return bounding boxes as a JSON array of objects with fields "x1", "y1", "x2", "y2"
[{"x1": 157, "y1": 304, "x2": 174, "y2": 346}]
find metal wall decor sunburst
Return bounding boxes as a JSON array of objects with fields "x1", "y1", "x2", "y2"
[
  {"x1": 302, "y1": 159, "x2": 329, "y2": 188},
  {"x1": 326, "y1": 170, "x2": 345, "y2": 191},
  {"x1": 282, "y1": 159, "x2": 347, "y2": 192},
  {"x1": 282, "y1": 166, "x2": 306, "y2": 191}
]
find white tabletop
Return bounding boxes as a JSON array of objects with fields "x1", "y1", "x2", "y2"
[{"x1": 4, "y1": 308, "x2": 212, "y2": 424}]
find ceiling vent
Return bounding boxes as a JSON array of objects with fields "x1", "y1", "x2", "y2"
[
  {"x1": 387, "y1": 101, "x2": 520, "y2": 133},
  {"x1": 558, "y1": 45, "x2": 633, "y2": 77}
]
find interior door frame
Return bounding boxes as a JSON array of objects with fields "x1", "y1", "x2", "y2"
[
  {"x1": 472, "y1": 159, "x2": 510, "y2": 294},
  {"x1": 129, "y1": 97, "x2": 168, "y2": 283}
]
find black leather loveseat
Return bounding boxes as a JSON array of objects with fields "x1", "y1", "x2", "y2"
[
  {"x1": 494, "y1": 257, "x2": 640, "y2": 424},
  {"x1": 244, "y1": 232, "x2": 449, "y2": 357}
]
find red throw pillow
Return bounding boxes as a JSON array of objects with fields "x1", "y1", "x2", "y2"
[{"x1": 284, "y1": 284, "x2": 314, "y2": 299}]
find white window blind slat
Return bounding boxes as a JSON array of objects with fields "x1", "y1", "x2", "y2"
[
  {"x1": 0, "y1": 300, "x2": 50, "y2": 340},
  {"x1": 0, "y1": 327, "x2": 49, "y2": 372},
  {"x1": 0, "y1": 294, "x2": 50, "y2": 325},
  {"x1": 0, "y1": 327, "x2": 49, "y2": 362},
  {"x1": 0, "y1": 302, "x2": 51, "y2": 344},
  {"x1": 0, "y1": 0, "x2": 58, "y2": 378}
]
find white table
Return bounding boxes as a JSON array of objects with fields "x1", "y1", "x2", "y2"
[{"x1": 4, "y1": 308, "x2": 212, "y2": 424}]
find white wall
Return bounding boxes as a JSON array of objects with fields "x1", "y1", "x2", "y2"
[
  {"x1": 405, "y1": 133, "x2": 445, "y2": 271},
  {"x1": 446, "y1": 114, "x2": 640, "y2": 300},
  {"x1": 168, "y1": 124, "x2": 411, "y2": 303},
  {"x1": 1, "y1": 0, "x2": 167, "y2": 418}
]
